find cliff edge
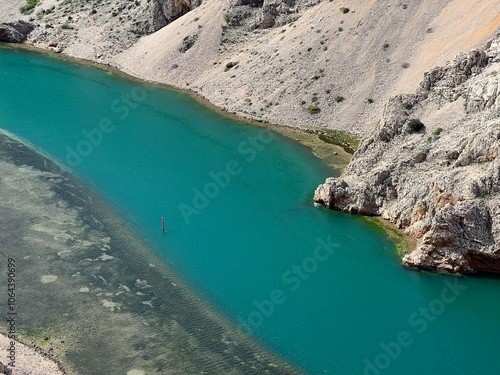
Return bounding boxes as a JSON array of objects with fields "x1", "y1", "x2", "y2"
[{"x1": 314, "y1": 36, "x2": 500, "y2": 274}]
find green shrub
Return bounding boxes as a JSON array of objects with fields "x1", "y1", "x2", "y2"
[
  {"x1": 334, "y1": 95, "x2": 344, "y2": 102},
  {"x1": 367, "y1": 98, "x2": 374, "y2": 103},
  {"x1": 406, "y1": 119, "x2": 425, "y2": 133},
  {"x1": 432, "y1": 127, "x2": 443, "y2": 136},
  {"x1": 223, "y1": 12, "x2": 230, "y2": 23},
  {"x1": 340, "y1": 7, "x2": 350, "y2": 14},
  {"x1": 20, "y1": 0, "x2": 40, "y2": 15},
  {"x1": 307, "y1": 105, "x2": 320, "y2": 114},
  {"x1": 224, "y1": 61, "x2": 237, "y2": 72}
]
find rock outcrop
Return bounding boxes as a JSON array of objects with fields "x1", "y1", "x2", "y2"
[
  {"x1": 227, "y1": 0, "x2": 320, "y2": 29},
  {"x1": 135, "y1": 0, "x2": 203, "y2": 34},
  {"x1": 0, "y1": 21, "x2": 34, "y2": 43},
  {"x1": 314, "y1": 37, "x2": 500, "y2": 274},
  {"x1": 2, "y1": 0, "x2": 203, "y2": 59}
]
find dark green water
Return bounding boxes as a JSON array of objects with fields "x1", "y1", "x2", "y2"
[{"x1": 1, "y1": 47, "x2": 499, "y2": 375}]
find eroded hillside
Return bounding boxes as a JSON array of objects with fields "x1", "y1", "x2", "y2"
[{"x1": 1, "y1": 0, "x2": 499, "y2": 134}]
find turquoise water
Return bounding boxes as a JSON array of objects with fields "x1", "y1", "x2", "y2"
[{"x1": 1, "y1": 47, "x2": 500, "y2": 375}]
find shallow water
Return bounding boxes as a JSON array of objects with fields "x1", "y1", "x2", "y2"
[{"x1": 1, "y1": 47, "x2": 500, "y2": 375}]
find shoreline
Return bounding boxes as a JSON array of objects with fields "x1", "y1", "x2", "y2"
[
  {"x1": 1, "y1": 43, "x2": 417, "y2": 242},
  {"x1": 0, "y1": 42, "x2": 417, "y2": 374},
  {"x1": 363, "y1": 216, "x2": 417, "y2": 256},
  {"x1": 1, "y1": 39, "x2": 416, "y2": 261},
  {"x1": 0, "y1": 131, "x2": 304, "y2": 375},
  {"x1": 0, "y1": 42, "x2": 353, "y2": 174}
]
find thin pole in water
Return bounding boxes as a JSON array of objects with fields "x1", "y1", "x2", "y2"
[{"x1": 162, "y1": 217, "x2": 165, "y2": 232}]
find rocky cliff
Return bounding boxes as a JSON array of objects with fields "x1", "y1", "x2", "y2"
[
  {"x1": 0, "y1": 0, "x2": 204, "y2": 57},
  {"x1": 314, "y1": 36, "x2": 500, "y2": 274},
  {"x1": 0, "y1": 20, "x2": 33, "y2": 42}
]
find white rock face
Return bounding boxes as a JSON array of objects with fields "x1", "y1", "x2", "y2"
[{"x1": 315, "y1": 37, "x2": 500, "y2": 274}]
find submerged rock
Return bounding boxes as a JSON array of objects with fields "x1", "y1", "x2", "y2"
[{"x1": 314, "y1": 36, "x2": 500, "y2": 274}]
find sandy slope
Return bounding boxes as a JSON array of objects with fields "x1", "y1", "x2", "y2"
[{"x1": 115, "y1": 0, "x2": 500, "y2": 135}]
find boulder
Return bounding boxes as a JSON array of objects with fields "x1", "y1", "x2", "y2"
[{"x1": 0, "y1": 21, "x2": 34, "y2": 43}]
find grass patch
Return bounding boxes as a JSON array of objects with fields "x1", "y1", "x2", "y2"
[
  {"x1": 432, "y1": 127, "x2": 443, "y2": 136},
  {"x1": 307, "y1": 105, "x2": 320, "y2": 114},
  {"x1": 20, "y1": 0, "x2": 40, "y2": 15},
  {"x1": 317, "y1": 129, "x2": 359, "y2": 154},
  {"x1": 334, "y1": 95, "x2": 345, "y2": 102}
]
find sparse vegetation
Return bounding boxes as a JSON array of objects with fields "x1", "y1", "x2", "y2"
[
  {"x1": 367, "y1": 98, "x2": 374, "y2": 104},
  {"x1": 224, "y1": 61, "x2": 237, "y2": 72},
  {"x1": 312, "y1": 68, "x2": 325, "y2": 80},
  {"x1": 307, "y1": 105, "x2": 320, "y2": 114},
  {"x1": 223, "y1": 12, "x2": 230, "y2": 23},
  {"x1": 406, "y1": 118, "x2": 425, "y2": 133},
  {"x1": 402, "y1": 62, "x2": 410, "y2": 69},
  {"x1": 334, "y1": 95, "x2": 345, "y2": 103},
  {"x1": 432, "y1": 127, "x2": 443, "y2": 136},
  {"x1": 317, "y1": 129, "x2": 360, "y2": 154},
  {"x1": 20, "y1": 0, "x2": 40, "y2": 15},
  {"x1": 179, "y1": 34, "x2": 198, "y2": 53},
  {"x1": 478, "y1": 186, "x2": 490, "y2": 198},
  {"x1": 340, "y1": 7, "x2": 350, "y2": 14}
]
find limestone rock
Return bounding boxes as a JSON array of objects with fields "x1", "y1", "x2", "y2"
[
  {"x1": 227, "y1": 0, "x2": 320, "y2": 30},
  {"x1": 0, "y1": 21, "x2": 34, "y2": 43},
  {"x1": 314, "y1": 36, "x2": 500, "y2": 274},
  {"x1": 134, "y1": 0, "x2": 203, "y2": 34}
]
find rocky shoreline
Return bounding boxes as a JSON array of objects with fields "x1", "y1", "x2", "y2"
[{"x1": 314, "y1": 36, "x2": 500, "y2": 274}]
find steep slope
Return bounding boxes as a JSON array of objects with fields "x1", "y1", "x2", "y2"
[
  {"x1": 0, "y1": 0, "x2": 203, "y2": 57},
  {"x1": 314, "y1": 36, "x2": 500, "y2": 274},
  {"x1": 1, "y1": 0, "x2": 499, "y2": 135},
  {"x1": 114, "y1": 0, "x2": 500, "y2": 135}
]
